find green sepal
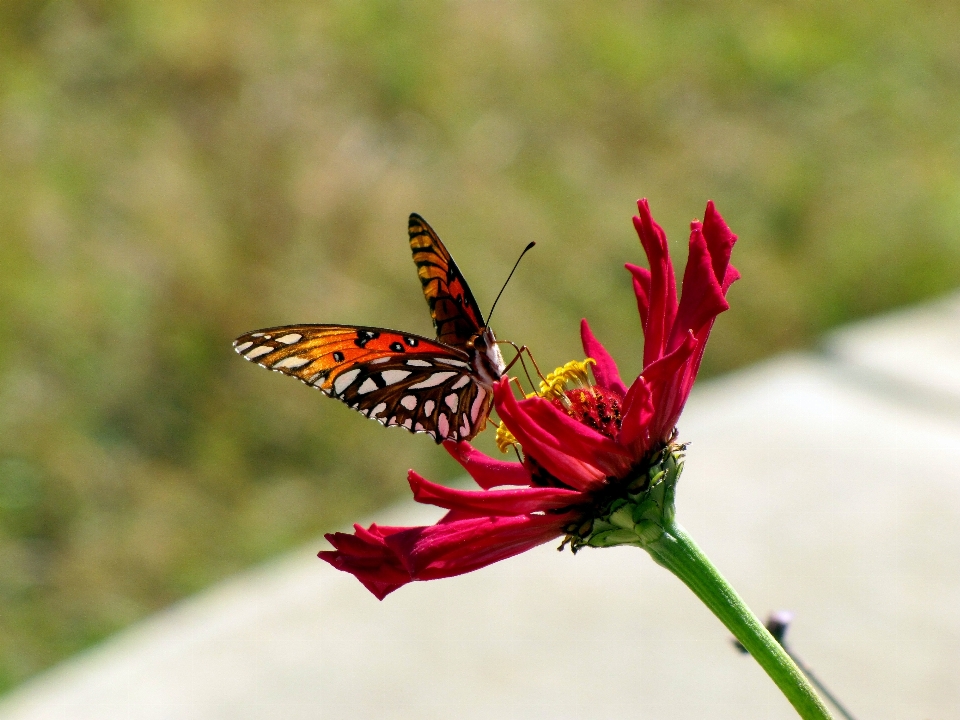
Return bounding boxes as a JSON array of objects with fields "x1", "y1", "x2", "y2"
[
  {"x1": 562, "y1": 442, "x2": 685, "y2": 552},
  {"x1": 608, "y1": 507, "x2": 636, "y2": 530},
  {"x1": 588, "y1": 529, "x2": 642, "y2": 547}
]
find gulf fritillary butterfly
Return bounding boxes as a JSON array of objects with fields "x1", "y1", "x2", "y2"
[{"x1": 233, "y1": 214, "x2": 507, "y2": 443}]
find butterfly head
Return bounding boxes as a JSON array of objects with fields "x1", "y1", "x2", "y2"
[{"x1": 467, "y1": 326, "x2": 506, "y2": 389}]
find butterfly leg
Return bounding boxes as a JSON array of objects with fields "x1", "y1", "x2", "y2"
[
  {"x1": 499, "y1": 341, "x2": 547, "y2": 380},
  {"x1": 500, "y1": 343, "x2": 535, "y2": 391},
  {"x1": 498, "y1": 341, "x2": 548, "y2": 395}
]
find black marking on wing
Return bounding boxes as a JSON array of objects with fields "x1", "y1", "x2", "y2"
[
  {"x1": 354, "y1": 330, "x2": 380, "y2": 348},
  {"x1": 333, "y1": 356, "x2": 490, "y2": 443}
]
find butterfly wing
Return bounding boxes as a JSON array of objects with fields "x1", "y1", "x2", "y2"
[
  {"x1": 233, "y1": 324, "x2": 493, "y2": 442},
  {"x1": 409, "y1": 214, "x2": 486, "y2": 347}
]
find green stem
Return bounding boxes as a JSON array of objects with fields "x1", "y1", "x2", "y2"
[{"x1": 645, "y1": 522, "x2": 835, "y2": 720}]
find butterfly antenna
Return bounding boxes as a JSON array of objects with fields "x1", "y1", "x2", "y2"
[{"x1": 485, "y1": 241, "x2": 536, "y2": 326}]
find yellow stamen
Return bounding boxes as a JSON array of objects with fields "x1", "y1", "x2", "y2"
[
  {"x1": 538, "y1": 359, "x2": 596, "y2": 400},
  {"x1": 496, "y1": 421, "x2": 518, "y2": 454},
  {"x1": 498, "y1": 358, "x2": 596, "y2": 453}
]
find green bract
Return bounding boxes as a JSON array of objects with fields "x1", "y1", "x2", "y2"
[{"x1": 562, "y1": 443, "x2": 684, "y2": 552}]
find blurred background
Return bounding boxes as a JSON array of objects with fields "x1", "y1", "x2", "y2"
[{"x1": 2, "y1": 0, "x2": 960, "y2": 696}]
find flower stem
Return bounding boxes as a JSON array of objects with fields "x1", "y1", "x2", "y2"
[{"x1": 645, "y1": 522, "x2": 835, "y2": 720}]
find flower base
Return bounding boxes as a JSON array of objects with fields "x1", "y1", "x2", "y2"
[{"x1": 561, "y1": 442, "x2": 684, "y2": 552}]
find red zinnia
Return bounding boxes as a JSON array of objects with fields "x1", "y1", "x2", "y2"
[{"x1": 320, "y1": 199, "x2": 739, "y2": 599}]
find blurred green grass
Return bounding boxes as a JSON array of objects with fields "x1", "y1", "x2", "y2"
[{"x1": 2, "y1": 0, "x2": 960, "y2": 693}]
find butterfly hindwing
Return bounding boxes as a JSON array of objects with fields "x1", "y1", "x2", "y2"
[
  {"x1": 408, "y1": 214, "x2": 485, "y2": 347},
  {"x1": 334, "y1": 354, "x2": 492, "y2": 442},
  {"x1": 233, "y1": 324, "x2": 491, "y2": 442}
]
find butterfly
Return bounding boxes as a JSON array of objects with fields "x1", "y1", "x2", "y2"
[{"x1": 233, "y1": 214, "x2": 508, "y2": 443}]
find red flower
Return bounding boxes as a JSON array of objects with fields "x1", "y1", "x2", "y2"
[{"x1": 319, "y1": 199, "x2": 739, "y2": 598}]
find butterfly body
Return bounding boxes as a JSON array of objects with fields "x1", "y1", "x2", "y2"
[{"x1": 233, "y1": 215, "x2": 507, "y2": 443}]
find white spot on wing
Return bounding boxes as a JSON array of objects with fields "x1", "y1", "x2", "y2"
[
  {"x1": 451, "y1": 375, "x2": 470, "y2": 389},
  {"x1": 381, "y1": 369, "x2": 412, "y2": 385},
  {"x1": 423, "y1": 400, "x2": 435, "y2": 416},
  {"x1": 400, "y1": 395, "x2": 418, "y2": 411},
  {"x1": 272, "y1": 356, "x2": 310, "y2": 370},
  {"x1": 371, "y1": 403, "x2": 387, "y2": 418},
  {"x1": 460, "y1": 417, "x2": 470, "y2": 437},
  {"x1": 471, "y1": 389, "x2": 487, "y2": 422},
  {"x1": 245, "y1": 345, "x2": 273, "y2": 360},
  {"x1": 357, "y1": 377, "x2": 378, "y2": 394},
  {"x1": 235, "y1": 341, "x2": 253, "y2": 352},
  {"x1": 437, "y1": 413, "x2": 449, "y2": 438},
  {"x1": 406, "y1": 359, "x2": 432, "y2": 367},
  {"x1": 276, "y1": 333, "x2": 302, "y2": 345},
  {"x1": 252, "y1": 333, "x2": 264, "y2": 338},
  {"x1": 409, "y1": 371, "x2": 456, "y2": 389},
  {"x1": 333, "y1": 368, "x2": 361, "y2": 395},
  {"x1": 435, "y1": 358, "x2": 469, "y2": 368},
  {"x1": 370, "y1": 357, "x2": 391, "y2": 364},
  {"x1": 445, "y1": 394, "x2": 459, "y2": 412},
  {"x1": 402, "y1": 418, "x2": 413, "y2": 430}
]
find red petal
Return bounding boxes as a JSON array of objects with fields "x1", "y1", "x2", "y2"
[
  {"x1": 443, "y1": 440, "x2": 531, "y2": 489},
  {"x1": 676, "y1": 201, "x2": 740, "y2": 388},
  {"x1": 319, "y1": 524, "x2": 412, "y2": 600},
  {"x1": 666, "y1": 220, "x2": 730, "y2": 354},
  {"x1": 702, "y1": 200, "x2": 740, "y2": 293},
  {"x1": 625, "y1": 263, "x2": 651, "y2": 330},
  {"x1": 632, "y1": 199, "x2": 678, "y2": 367},
  {"x1": 493, "y1": 380, "x2": 606, "y2": 491},
  {"x1": 386, "y1": 513, "x2": 569, "y2": 579},
  {"x1": 580, "y1": 319, "x2": 628, "y2": 396},
  {"x1": 408, "y1": 470, "x2": 584, "y2": 515},
  {"x1": 619, "y1": 377, "x2": 654, "y2": 450},
  {"x1": 643, "y1": 330, "x2": 698, "y2": 436},
  {"x1": 517, "y1": 395, "x2": 632, "y2": 474}
]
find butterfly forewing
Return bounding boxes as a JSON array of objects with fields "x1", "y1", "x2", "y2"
[
  {"x1": 408, "y1": 214, "x2": 485, "y2": 347},
  {"x1": 233, "y1": 324, "x2": 492, "y2": 442},
  {"x1": 235, "y1": 214, "x2": 504, "y2": 443}
]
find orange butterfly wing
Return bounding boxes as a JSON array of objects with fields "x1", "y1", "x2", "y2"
[
  {"x1": 233, "y1": 325, "x2": 493, "y2": 442},
  {"x1": 234, "y1": 215, "x2": 501, "y2": 443},
  {"x1": 409, "y1": 214, "x2": 486, "y2": 347}
]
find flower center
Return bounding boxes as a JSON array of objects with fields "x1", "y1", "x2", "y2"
[
  {"x1": 558, "y1": 386, "x2": 623, "y2": 440},
  {"x1": 495, "y1": 358, "x2": 627, "y2": 490},
  {"x1": 496, "y1": 358, "x2": 625, "y2": 452}
]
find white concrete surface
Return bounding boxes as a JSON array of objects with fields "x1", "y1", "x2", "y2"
[
  {"x1": 3, "y1": 298, "x2": 960, "y2": 719},
  {"x1": 826, "y1": 293, "x2": 960, "y2": 413}
]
